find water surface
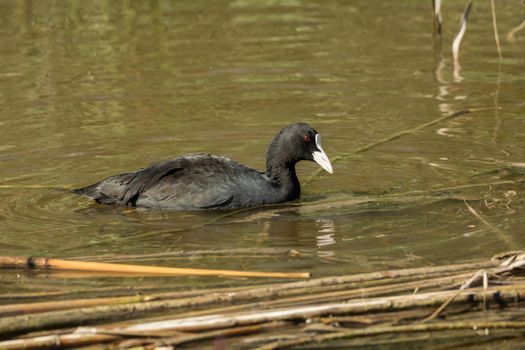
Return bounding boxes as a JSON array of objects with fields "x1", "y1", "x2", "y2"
[{"x1": 0, "y1": 1, "x2": 524, "y2": 305}]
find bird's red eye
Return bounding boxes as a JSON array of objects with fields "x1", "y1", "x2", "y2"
[{"x1": 303, "y1": 135, "x2": 310, "y2": 142}]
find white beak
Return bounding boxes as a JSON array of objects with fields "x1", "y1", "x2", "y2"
[{"x1": 312, "y1": 134, "x2": 333, "y2": 174}]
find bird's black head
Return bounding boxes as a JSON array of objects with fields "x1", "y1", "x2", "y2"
[{"x1": 266, "y1": 123, "x2": 333, "y2": 175}]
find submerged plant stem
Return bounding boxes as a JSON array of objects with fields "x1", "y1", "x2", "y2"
[{"x1": 490, "y1": 0, "x2": 503, "y2": 60}]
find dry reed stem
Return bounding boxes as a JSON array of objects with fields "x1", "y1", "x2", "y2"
[
  {"x1": 97, "y1": 270, "x2": 482, "y2": 330},
  {"x1": 89, "y1": 285, "x2": 525, "y2": 333},
  {"x1": 321, "y1": 308, "x2": 442, "y2": 326},
  {"x1": 137, "y1": 321, "x2": 290, "y2": 348},
  {"x1": 494, "y1": 253, "x2": 525, "y2": 275},
  {"x1": 0, "y1": 295, "x2": 150, "y2": 318},
  {"x1": 57, "y1": 270, "x2": 498, "y2": 334},
  {"x1": 6, "y1": 295, "x2": 505, "y2": 349},
  {"x1": 0, "y1": 333, "x2": 119, "y2": 350},
  {"x1": 0, "y1": 253, "x2": 523, "y2": 349},
  {"x1": 256, "y1": 321, "x2": 525, "y2": 350},
  {"x1": 452, "y1": 0, "x2": 473, "y2": 62},
  {"x1": 490, "y1": 0, "x2": 503, "y2": 60},
  {"x1": 239, "y1": 272, "x2": 474, "y2": 310},
  {"x1": 423, "y1": 269, "x2": 484, "y2": 322},
  {"x1": 431, "y1": 0, "x2": 443, "y2": 61},
  {"x1": 149, "y1": 271, "x2": 476, "y2": 325},
  {"x1": 0, "y1": 323, "x2": 289, "y2": 350},
  {"x1": 432, "y1": 0, "x2": 443, "y2": 39},
  {"x1": 452, "y1": 0, "x2": 473, "y2": 82},
  {"x1": 0, "y1": 269, "x2": 476, "y2": 320}
]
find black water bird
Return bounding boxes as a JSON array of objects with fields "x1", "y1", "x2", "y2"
[{"x1": 72, "y1": 123, "x2": 333, "y2": 210}]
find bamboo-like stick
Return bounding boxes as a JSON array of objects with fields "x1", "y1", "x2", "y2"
[{"x1": 0, "y1": 256, "x2": 309, "y2": 279}]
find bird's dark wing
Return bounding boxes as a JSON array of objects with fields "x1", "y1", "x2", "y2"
[
  {"x1": 74, "y1": 154, "x2": 250, "y2": 209},
  {"x1": 72, "y1": 159, "x2": 185, "y2": 206},
  {"x1": 117, "y1": 160, "x2": 184, "y2": 206},
  {"x1": 135, "y1": 155, "x2": 242, "y2": 209}
]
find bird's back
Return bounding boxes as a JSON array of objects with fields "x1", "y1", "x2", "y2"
[{"x1": 73, "y1": 154, "x2": 287, "y2": 210}]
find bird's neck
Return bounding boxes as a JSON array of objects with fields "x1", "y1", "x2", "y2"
[{"x1": 265, "y1": 155, "x2": 301, "y2": 199}]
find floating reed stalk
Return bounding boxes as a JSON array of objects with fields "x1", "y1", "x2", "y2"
[
  {"x1": 0, "y1": 256, "x2": 309, "y2": 279},
  {"x1": 117, "y1": 285, "x2": 525, "y2": 333}
]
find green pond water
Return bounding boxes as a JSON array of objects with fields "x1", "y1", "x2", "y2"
[{"x1": 0, "y1": 0, "x2": 524, "y2": 343}]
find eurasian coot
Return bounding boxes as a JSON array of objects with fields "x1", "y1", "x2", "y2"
[{"x1": 72, "y1": 123, "x2": 333, "y2": 210}]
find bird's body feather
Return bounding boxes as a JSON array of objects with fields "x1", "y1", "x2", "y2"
[
  {"x1": 72, "y1": 123, "x2": 331, "y2": 210},
  {"x1": 73, "y1": 154, "x2": 294, "y2": 210}
]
